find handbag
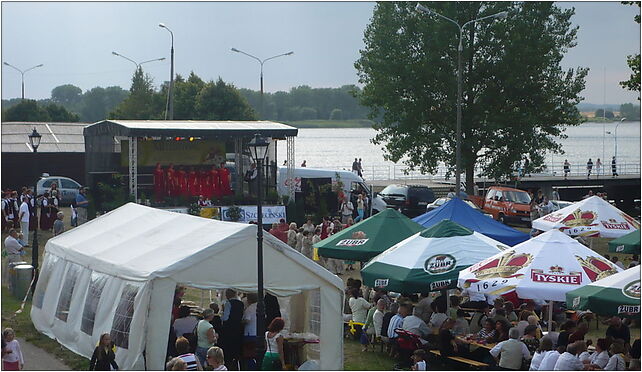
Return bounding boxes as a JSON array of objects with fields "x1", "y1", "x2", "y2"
[{"x1": 266, "y1": 332, "x2": 283, "y2": 370}]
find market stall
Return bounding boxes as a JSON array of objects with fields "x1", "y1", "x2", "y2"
[{"x1": 30, "y1": 203, "x2": 343, "y2": 370}]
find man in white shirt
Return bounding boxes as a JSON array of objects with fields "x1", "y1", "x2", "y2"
[
  {"x1": 402, "y1": 308, "x2": 430, "y2": 343},
  {"x1": 242, "y1": 294, "x2": 258, "y2": 337},
  {"x1": 414, "y1": 293, "x2": 433, "y2": 324},
  {"x1": 554, "y1": 341, "x2": 588, "y2": 371},
  {"x1": 18, "y1": 198, "x2": 30, "y2": 245},
  {"x1": 489, "y1": 328, "x2": 531, "y2": 370},
  {"x1": 340, "y1": 197, "x2": 354, "y2": 224},
  {"x1": 4, "y1": 229, "x2": 26, "y2": 288}
]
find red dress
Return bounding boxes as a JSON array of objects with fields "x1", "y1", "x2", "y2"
[
  {"x1": 210, "y1": 169, "x2": 221, "y2": 199},
  {"x1": 166, "y1": 168, "x2": 175, "y2": 197},
  {"x1": 198, "y1": 170, "x2": 209, "y2": 198},
  {"x1": 187, "y1": 170, "x2": 198, "y2": 197},
  {"x1": 219, "y1": 167, "x2": 232, "y2": 196},
  {"x1": 176, "y1": 170, "x2": 188, "y2": 197},
  {"x1": 153, "y1": 166, "x2": 165, "y2": 201}
]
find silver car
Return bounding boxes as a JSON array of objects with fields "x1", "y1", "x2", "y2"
[{"x1": 36, "y1": 176, "x2": 83, "y2": 205}]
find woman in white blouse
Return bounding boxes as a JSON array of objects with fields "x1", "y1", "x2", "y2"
[
  {"x1": 530, "y1": 337, "x2": 553, "y2": 370},
  {"x1": 603, "y1": 341, "x2": 627, "y2": 371}
]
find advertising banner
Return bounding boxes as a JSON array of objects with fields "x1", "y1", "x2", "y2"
[
  {"x1": 220, "y1": 205, "x2": 286, "y2": 224},
  {"x1": 121, "y1": 140, "x2": 227, "y2": 167}
]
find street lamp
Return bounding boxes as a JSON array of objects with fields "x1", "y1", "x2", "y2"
[
  {"x1": 231, "y1": 48, "x2": 294, "y2": 119},
  {"x1": 415, "y1": 4, "x2": 507, "y2": 197},
  {"x1": 28, "y1": 127, "x2": 42, "y2": 293},
  {"x1": 111, "y1": 51, "x2": 165, "y2": 69},
  {"x1": 3, "y1": 62, "x2": 44, "y2": 100},
  {"x1": 159, "y1": 23, "x2": 175, "y2": 120},
  {"x1": 247, "y1": 133, "x2": 271, "y2": 364}
]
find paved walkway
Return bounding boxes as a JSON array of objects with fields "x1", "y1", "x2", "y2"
[{"x1": 18, "y1": 337, "x2": 71, "y2": 370}]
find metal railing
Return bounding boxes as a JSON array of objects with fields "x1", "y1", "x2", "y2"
[{"x1": 311, "y1": 161, "x2": 640, "y2": 182}]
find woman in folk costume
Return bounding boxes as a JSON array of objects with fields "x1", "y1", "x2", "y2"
[
  {"x1": 219, "y1": 162, "x2": 232, "y2": 196},
  {"x1": 166, "y1": 164, "x2": 176, "y2": 197},
  {"x1": 39, "y1": 192, "x2": 53, "y2": 231},
  {"x1": 153, "y1": 163, "x2": 165, "y2": 202},
  {"x1": 176, "y1": 166, "x2": 188, "y2": 197},
  {"x1": 198, "y1": 166, "x2": 209, "y2": 199},
  {"x1": 187, "y1": 167, "x2": 198, "y2": 197},
  {"x1": 210, "y1": 165, "x2": 221, "y2": 200},
  {"x1": 47, "y1": 186, "x2": 60, "y2": 231}
]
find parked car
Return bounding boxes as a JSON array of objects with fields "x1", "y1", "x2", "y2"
[
  {"x1": 374, "y1": 184, "x2": 435, "y2": 218},
  {"x1": 426, "y1": 197, "x2": 494, "y2": 218},
  {"x1": 476, "y1": 186, "x2": 532, "y2": 226},
  {"x1": 36, "y1": 176, "x2": 82, "y2": 205}
]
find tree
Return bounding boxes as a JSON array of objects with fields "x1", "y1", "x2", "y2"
[
  {"x1": 594, "y1": 109, "x2": 615, "y2": 119},
  {"x1": 619, "y1": 103, "x2": 641, "y2": 120},
  {"x1": 109, "y1": 67, "x2": 162, "y2": 119},
  {"x1": 194, "y1": 78, "x2": 256, "y2": 120},
  {"x1": 620, "y1": 2, "x2": 640, "y2": 99},
  {"x1": 51, "y1": 84, "x2": 83, "y2": 107},
  {"x1": 45, "y1": 103, "x2": 80, "y2": 122},
  {"x1": 355, "y1": 2, "x2": 588, "y2": 190},
  {"x1": 173, "y1": 72, "x2": 206, "y2": 119},
  {"x1": 329, "y1": 108, "x2": 344, "y2": 120},
  {"x1": 1, "y1": 99, "x2": 79, "y2": 122}
]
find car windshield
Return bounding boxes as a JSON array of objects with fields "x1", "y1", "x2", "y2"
[
  {"x1": 381, "y1": 185, "x2": 407, "y2": 196},
  {"x1": 464, "y1": 200, "x2": 479, "y2": 210},
  {"x1": 503, "y1": 191, "x2": 531, "y2": 204}
]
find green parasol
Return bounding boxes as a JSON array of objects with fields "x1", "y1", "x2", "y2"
[
  {"x1": 566, "y1": 267, "x2": 640, "y2": 316},
  {"x1": 608, "y1": 230, "x2": 640, "y2": 254}
]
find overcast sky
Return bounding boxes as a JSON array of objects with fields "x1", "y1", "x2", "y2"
[{"x1": 1, "y1": 1, "x2": 640, "y2": 104}]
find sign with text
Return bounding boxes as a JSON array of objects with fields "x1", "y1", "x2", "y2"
[
  {"x1": 220, "y1": 205, "x2": 286, "y2": 224},
  {"x1": 121, "y1": 139, "x2": 227, "y2": 167}
]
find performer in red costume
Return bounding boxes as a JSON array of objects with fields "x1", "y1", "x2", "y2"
[
  {"x1": 219, "y1": 162, "x2": 232, "y2": 196},
  {"x1": 153, "y1": 163, "x2": 165, "y2": 202},
  {"x1": 198, "y1": 167, "x2": 209, "y2": 199},
  {"x1": 166, "y1": 164, "x2": 175, "y2": 197},
  {"x1": 176, "y1": 166, "x2": 188, "y2": 197},
  {"x1": 209, "y1": 165, "x2": 220, "y2": 200},
  {"x1": 187, "y1": 167, "x2": 198, "y2": 197}
]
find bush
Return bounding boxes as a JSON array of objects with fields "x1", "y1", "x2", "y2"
[
  {"x1": 329, "y1": 108, "x2": 343, "y2": 120},
  {"x1": 299, "y1": 107, "x2": 318, "y2": 120}
]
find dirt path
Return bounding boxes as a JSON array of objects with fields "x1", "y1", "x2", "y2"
[{"x1": 17, "y1": 337, "x2": 72, "y2": 370}]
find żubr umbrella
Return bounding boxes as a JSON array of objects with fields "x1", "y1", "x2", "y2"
[
  {"x1": 458, "y1": 229, "x2": 622, "y2": 301},
  {"x1": 532, "y1": 196, "x2": 640, "y2": 238},
  {"x1": 566, "y1": 266, "x2": 640, "y2": 317},
  {"x1": 361, "y1": 220, "x2": 507, "y2": 293},
  {"x1": 608, "y1": 230, "x2": 640, "y2": 254},
  {"x1": 315, "y1": 208, "x2": 424, "y2": 261},
  {"x1": 412, "y1": 197, "x2": 529, "y2": 246}
]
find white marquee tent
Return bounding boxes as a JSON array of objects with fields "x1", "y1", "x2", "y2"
[{"x1": 30, "y1": 203, "x2": 344, "y2": 370}]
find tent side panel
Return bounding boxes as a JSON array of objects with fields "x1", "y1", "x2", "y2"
[
  {"x1": 145, "y1": 278, "x2": 175, "y2": 370},
  {"x1": 319, "y1": 286, "x2": 343, "y2": 370}
]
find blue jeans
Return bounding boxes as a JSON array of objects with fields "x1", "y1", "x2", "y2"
[
  {"x1": 355, "y1": 209, "x2": 364, "y2": 222},
  {"x1": 196, "y1": 346, "x2": 209, "y2": 367}
]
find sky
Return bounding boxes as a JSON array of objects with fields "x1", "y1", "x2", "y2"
[{"x1": 1, "y1": 1, "x2": 640, "y2": 104}]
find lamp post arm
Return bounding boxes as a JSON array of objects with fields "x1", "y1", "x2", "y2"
[
  {"x1": 234, "y1": 49, "x2": 262, "y2": 65},
  {"x1": 23, "y1": 64, "x2": 44, "y2": 74},
  {"x1": 114, "y1": 53, "x2": 139, "y2": 68},
  {"x1": 262, "y1": 52, "x2": 294, "y2": 64},
  {"x1": 139, "y1": 57, "x2": 166, "y2": 66},
  {"x1": 3, "y1": 62, "x2": 24, "y2": 75}
]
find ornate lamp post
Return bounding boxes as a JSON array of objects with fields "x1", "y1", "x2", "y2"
[{"x1": 28, "y1": 127, "x2": 42, "y2": 292}]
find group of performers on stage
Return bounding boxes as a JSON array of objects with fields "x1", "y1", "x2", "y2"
[{"x1": 153, "y1": 163, "x2": 233, "y2": 202}]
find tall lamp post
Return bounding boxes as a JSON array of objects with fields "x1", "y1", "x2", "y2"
[
  {"x1": 112, "y1": 51, "x2": 165, "y2": 69},
  {"x1": 3, "y1": 62, "x2": 44, "y2": 100},
  {"x1": 159, "y1": 23, "x2": 175, "y2": 120},
  {"x1": 28, "y1": 128, "x2": 42, "y2": 293},
  {"x1": 247, "y1": 133, "x2": 271, "y2": 364},
  {"x1": 415, "y1": 4, "x2": 507, "y2": 197},
  {"x1": 231, "y1": 48, "x2": 294, "y2": 119}
]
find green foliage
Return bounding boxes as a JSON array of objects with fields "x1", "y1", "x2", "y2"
[
  {"x1": 266, "y1": 189, "x2": 280, "y2": 204},
  {"x1": 355, "y1": 2, "x2": 588, "y2": 188},
  {"x1": 595, "y1": 109, "x2": 615, "y2": 119},
  {"x1": 81, "y1": 86, "x2": 129, "y2": 122},
  {"x1": 620, "y1": 2, "x2": 640, "y2": 99},
  {"x1": 195, "y1": 78, "x2": 256, "y2": 120},
  {"x1": 329, "y1": 108, "x2": 343, "y2": 120},
  {"x1": 188, "y1": 202, "x2": 201, "y2": 216},
  {"x1": 1, "y1": 99, "x2": 79, "y2": 122},
  {"x1": 51, "y1": 84, "x2": 82, "y2": 107},
  {"x1": 109, "y1": 67, "x2": 163, "y2": 119},
  {"x1": 226, "y1": 205, "x2": 242, "y2": 221},
  {"x1": 619, "y1": 103, "x2": 641, "y2": 120},
  {"x1": 96, "y1": 180, "x2": 129, "y2": 212}
]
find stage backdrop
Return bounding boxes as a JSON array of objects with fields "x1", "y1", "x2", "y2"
[{"x1": 120, "y1": 140, "x2": 227, "y2": 167}]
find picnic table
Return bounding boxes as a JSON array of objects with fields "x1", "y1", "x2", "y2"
[{"x1": 456, "y1": 335, "x2": 496, "y2": 350}]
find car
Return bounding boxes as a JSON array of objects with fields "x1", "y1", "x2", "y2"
[
  {"x1": 374, "y1": 184, "x2": 436, "y2": 218},
  {"x1": 479, "y1": 186, "x2": 532, "y2": 226},
  {"x1": 36, "y1": 176, "x2": 83, "y2": 205},
  {"x1": 426, "y1": 197, "x2": 494, "y2": 218}
]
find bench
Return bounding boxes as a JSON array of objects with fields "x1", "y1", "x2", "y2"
[{"x1": 429, "y1": 350, "x2": 489, "y2": 368}]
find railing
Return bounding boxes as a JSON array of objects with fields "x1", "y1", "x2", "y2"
[{"x1": 311, "y1": 161, "x2": 641, "y2": 182}]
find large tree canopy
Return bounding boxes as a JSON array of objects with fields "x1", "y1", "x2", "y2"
[
  {"x1": 355, "y1": 2, "x2": 588, "y2": 188},
  {"x1": 620, "y1": 1, "x2": 640, "y2": 100}
]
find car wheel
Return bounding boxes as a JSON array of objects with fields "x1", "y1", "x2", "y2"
[{"x1": 498, "y1": 213, "x2": 506, "y2": 225}]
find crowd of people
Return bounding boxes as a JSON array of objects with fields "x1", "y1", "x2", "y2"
[
  {"x1": 167, "y1": 287, "x2": 284, "y2": 371},
  {"x1": 337, "y1": 279, "x2": 640, "y2": 371},
  {"x1": 153, "y1": 163, "x2": 233, "y2": 202}
]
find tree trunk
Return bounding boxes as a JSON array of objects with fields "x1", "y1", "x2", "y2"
[{"x1": 466, "y1": 162, "x2": 476, "y2": 196}]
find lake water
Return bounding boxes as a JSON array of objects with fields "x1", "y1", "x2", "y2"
[{"x1": 276, "y1": 121, "x2": 640, "y2": 179}]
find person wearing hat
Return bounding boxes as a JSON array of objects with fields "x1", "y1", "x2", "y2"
[
  {"x1": 196, "y1": 309, "x2": 218, "y2": 367},
  {"x1": 53, "y1": 211, "x2": 65, "y2": 236}
]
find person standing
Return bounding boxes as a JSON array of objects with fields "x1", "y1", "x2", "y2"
[
  {"x1": 563, "y1": 160, "x2": 570, "y2": 179},
  {"x1": 586, "y1": 158, "x2": 593, "y2": 179},
  {"x1": 221, "y1": 289, "x2": 244, "y2": 370},
  {"x1": 357, "y1": 158, "x2": 363, "y2": 178},
  {"x1": 53, "y1": 212, "x2": 65, "y2": 236},
  {"x1": 611, "y1": 156, "x2": 618, "y2": 177},
  {"x1": 355, "y1": 194, "x2": 365, "y2": 222},
  {"x1": 89, "y1": 333, "x2": 118, "y2": 371},
  {"x1": 595, "y1": 158, "x2": 602, "y2": 178},
  {"x1": 2, "y1": 328, "x2": 23, "y2": 371},
  {"x1": 75, "y1": 187, "x2": 89, "y2": 225},
  {"x1": 340, "y1": 196, "x2": 354, "y2": 225},
  {"x1": 18, "y1": 197, "x2": 29, "y2": 244},
  {"x1": 551, "y1": 187, "x2": 560, "y2": 201},
  {"x1": 261, "y1": 318, "x2": 286, "y2": 371},
  {"x1": 352, "y1": 158, "x2": 359, "y2": 175},
  {"x1": 300, "y1": 160, "x2": 307, "y2": 167},
  {"x1": 241, "y1": 294, "x2": 258, "y2": 370},
  {"x1": 153, "y1": 163, "x2": 165, "y2": 202},
  {"x1": 219, "y1": 163, "x2": 232, "y2": 196},
  {"x1": 3, "y1": 229, "x2": 26, "y2": 287},
  {"x1": 524, "y1": 158, "x2": 530, "y2": 177},
  {"x1": 196, "y1": 309, "x2": 218, "y2": 367}
]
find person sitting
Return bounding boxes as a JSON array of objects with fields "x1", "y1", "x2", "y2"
[
  {"x1": 387, "y1": 304, "x2": 410, "y2": 341},
  {"x1": 489, "y1": 297, "x2": 505, "y2": 318},
  {"x1": 173, "y1": 336, "x2": 203, "y2": 371},
  {"x1": 557, "y1": 320, "x2": 577, "y2": 349},
  {"x1": 605, "y1": 316, "x2": 630, "y2": 347},
  {"x1": 516, "y1": 310, "x2": 533, "y2": 337},
  {"x1": 530, "y1": 337, "x2": 553, "y2": 371},
  {"x1": 402, "y1": 307, "x2": 431, "y2": 344},
  {"x1": 349, "y1": 288, "x2": 371, "y2": 340},
  {"x1": 604, "y1": 340, "x2": 627, "y2": 371},
  {"x1": 580, "y1": 338, "x2": 609, "y2": 369},
  {"x1": 428, "y1": 302, "x2": 448, "y2": 335},
  {"x1": 569, "y1": 321, "x2": 590, "y2": 344},
  {"x1": 452, "y1": 309, "x2": 470, "y2": 336},
  {"x1": 539, "y1": 344, "x2": 566, "y2": 371},
  {"x1": 414, "y1": 293, "x2": 433, "y2": 324},
  {"x1": 478, "y1": 319, "x2": 496, "y2": 340},
  {"x1": 504, "y1": 301, "x2": 519, "y2": 323},
  {"x1": 628, "y1": 338, "x2": 640, "y2": 371},
  {"x1": 438, "y1": 319, "x2": 470, "y2": 358},
  {"x1": 469, "y1": 303, "x2": 490, "y2": 334},
  {"x1": 553, "y1": 341, "x2": 588, "y2": 371},
  {"x1": 493, "y1": 308, "x2": 509, "y2": 325},
  {"x1": 489, "y1": 327, "x2": 531, "y2": 370},
  {"x1": 521, "y1": 325, "x2": 541, "y2": 356},
  {"x1": 447, "y1": 295, "x2": 462, "y2": 320},
  {"x1": 488, "y1": 320, "x2": 511, "y2": 344}
]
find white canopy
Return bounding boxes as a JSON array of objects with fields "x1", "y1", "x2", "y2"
[
  {"x1": 31, "y1": 203, "x2": 344, "y2": 370},
  {"x1": 457, "y1": 229, "x2": 622, "y2": 301},
  {"x1": 532, "y1": 196, "x2": 640, "y2": 238}
]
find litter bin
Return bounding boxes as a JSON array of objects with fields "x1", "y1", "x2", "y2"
[
  {"x1": 13, "y1": 264, "x2": 34, "y2": 300},
  {"x1": 8, "y1": 261, "x2": 27, "y2": 296}
]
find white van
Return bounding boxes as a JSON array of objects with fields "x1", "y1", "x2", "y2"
[{"x1": 276, "y1": 167, "x2": 386, "y2": 214}]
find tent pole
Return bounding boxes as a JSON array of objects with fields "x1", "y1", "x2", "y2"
[
  {"x1": 200, "y1": 289, "x2": 204, "y2": 308},
  {"x1": 548, "y1": 300, "x2": 553, "y2": 332}
]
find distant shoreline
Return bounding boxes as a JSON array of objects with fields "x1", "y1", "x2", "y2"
[{"x1": 284, "y1": 119, "x2": 374, "y2": 128}]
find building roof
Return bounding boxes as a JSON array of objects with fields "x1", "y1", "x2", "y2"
[
  {"x1": 84, "y1": 120, "x2": 298, "y2": 138},
  {"x1": 1, "y1": 121, "x2": 88, "y2": 153}
]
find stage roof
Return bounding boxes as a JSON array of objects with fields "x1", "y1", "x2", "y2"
[{"x1": 84, "y1": 120, "x2": 298, "y2": 139}]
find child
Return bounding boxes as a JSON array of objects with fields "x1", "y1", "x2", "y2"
[
  {"x1": 411, "y1": 349, "x2": 427, "y2": 371},
  {"x1": 2, "y1": 328, "x2": 24, "y2": 370},
  {"x1": 206, "y1": 346, "x2": 227, "y2": 371}
]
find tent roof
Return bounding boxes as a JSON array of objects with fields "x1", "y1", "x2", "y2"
[
  {"x1": 608, "y1": 229, "x2": 641, "y2": 253},
  {"x1": 412, "y1": 197, "x2": 529, "y2": 246},
  {"x1": 45, "y1": 203, "x2": 342, "y2": 291},
  {"x1": 83, "y1": 120, "x2": 298, "y2": 139},
  {"x1": 315, "y1": 208, "x2": 425, "y2": 261},
  {"x1": 1, "y1": 121, "x2": 88, "y2": 153}
]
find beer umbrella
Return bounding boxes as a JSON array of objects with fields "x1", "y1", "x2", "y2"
[
  {"x1": 566, "y1": 266, "x2": 640, "y2": 317},
  {"x1": 608, "y1": 229, "x2": 640, "y2": 254},
  {"x1": 361, "y1": 220, "x2": 506, "y2": 293}
]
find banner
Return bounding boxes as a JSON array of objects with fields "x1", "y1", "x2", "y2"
[
  {"x1": 121, "y1": 140, "x2": 227, "y2": 167},
  {"x1": 220, "y1": 205, "x2": 286, "y2": 224}
]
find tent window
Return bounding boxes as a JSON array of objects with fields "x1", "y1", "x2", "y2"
[
  {"x1": 81, "y1": 272, "x2": 108, "y2": 335},
  {"x1": 33, "y1": 255, "x2": 59, "y2": 309},
  {"x1": 110, "y1": 284, "x2": 139, "y2": 349},
  {"x1": 55, "y1": 264, "x2": 81, "y2": 322},
  {"x1": 308, "y1": 289, "x2": 321, "y2": 359}
]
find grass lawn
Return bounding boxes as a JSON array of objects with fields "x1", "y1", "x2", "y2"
[{"x1": 343, "y1": 338, "x2": 396, "y2": 370}]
